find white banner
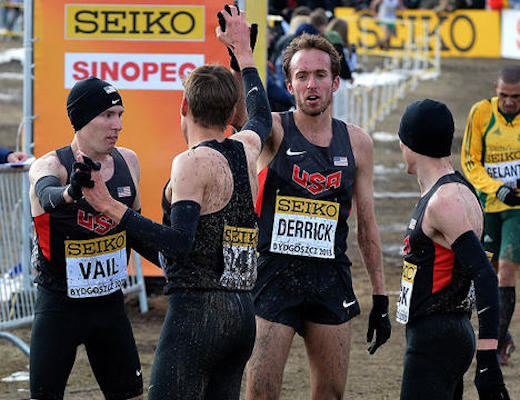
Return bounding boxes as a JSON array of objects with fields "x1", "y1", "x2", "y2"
[
  {"x1": 501, "y1": 10, "x2": 520, "y2": 59},
  {"x1": 64, "y1": 53, "x2": 204, "y2": 90}
]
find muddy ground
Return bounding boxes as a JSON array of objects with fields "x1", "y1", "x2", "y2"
[{"x1": 0, "y1": 37, "x2": 518, "y2": 399}]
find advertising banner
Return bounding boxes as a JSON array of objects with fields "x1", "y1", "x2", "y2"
[
  {"x1": 335, "y1": 8, "x2": 500, "y2": 58},
  {"x1": 33, "y1": 0, "x2": 240, "y2": 276},
  {"x1": 502, "y1": 9, "x2": 520, "y2": 59}
]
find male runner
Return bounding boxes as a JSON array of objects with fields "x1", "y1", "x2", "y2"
[
  {"x1": 240, "y1": 33, "x2": 391, "y2": 399},
  {"x1": 461, "y1": 65, "x2": 520, "y2": 365},
  {"x1": 397, "y1": 99, "x2": 509, "y2": 400},
  {"x1": 81, "y1": 6, "x2": 271, "y2": 399},
  {"x1": 28, "y1": 77, "x2": 143, "y2": 399}
]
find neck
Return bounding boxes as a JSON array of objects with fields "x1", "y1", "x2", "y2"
[
  {"x1": 70, "y1": 137, "x2": 112, "y2": 163},
  {"x1": 185, "y1": 119, "x2": 226, "y2": 148},
  {"x1": 415, "y1": 157, "x2": 454, "y2": 195},
  {"x1": 293, "y1": 108, "x2": 333, "y2": 146}
]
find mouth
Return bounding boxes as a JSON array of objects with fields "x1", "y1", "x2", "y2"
[{"x1": 306, "y1": 95, "x2": 320, "y2": 104}]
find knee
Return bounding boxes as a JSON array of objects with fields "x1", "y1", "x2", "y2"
[{"x1": 498, "y1": 260, "x2": 519, "y2": 286}]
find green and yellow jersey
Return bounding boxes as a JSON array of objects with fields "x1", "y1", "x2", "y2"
[{"x1": 461, "y1": 97, "x2": 520, "y2": 213}]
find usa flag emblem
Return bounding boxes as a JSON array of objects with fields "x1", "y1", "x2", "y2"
[
  {"x1": 117, "y1": 186, "x2": 132, "y2": 198},
  {"x1": 333, "y1": 156, "x2": 348, "y2": 167}
]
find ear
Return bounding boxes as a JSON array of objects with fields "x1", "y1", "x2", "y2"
[
  {"x1": 180, "y1": 96, "x2": 188, "y2": 117},
  {"x1": 332, "y1": 75, "x2": 340, "y2": 93},
  {"x1": 286, "y1": 79, "x2": 294, "y2": 95}
]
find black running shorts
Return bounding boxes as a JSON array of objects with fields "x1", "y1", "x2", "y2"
[
  {"x1": 30, "y1": 286, "x2": 143, "y2": 400},
  {"x1": 401, "y1": 313, "x2": 475, "y2": 400},
  {"x1": 252, "y1": 254, "x2": 360, "y2": 336}
]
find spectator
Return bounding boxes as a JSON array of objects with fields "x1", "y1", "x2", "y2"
[
  {"x1": 325, "y1": 30, "x2": 353, "y2": 82},
  {"x1": 309, "y1": 8, "x2": 329, "y2": 34},
  {"x1": 371, "y1": 0, "x2": 405, "y2": 50},
  {"x1": 327, "y1": 17, "x2": 358, "y2": 72},
  {"x1": 0, "y1": 147, "x2": 29, "y2": 164}
]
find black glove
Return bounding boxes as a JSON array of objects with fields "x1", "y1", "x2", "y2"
[
  {"x1": 217, "y1": 5, "x2": 258, "y2": 72},
  {"x1": 67, "y1": 155, "x2": 101, "y2": 200},
  {"x1": 367, "y1": 294, "x2": 391, "y2": 354},
  {"x1": 475, "y1": 350, "x2": 510, "y2": 400},
  {"x1": 496, "y1": 185, "x2": 520, "y2": 207}
]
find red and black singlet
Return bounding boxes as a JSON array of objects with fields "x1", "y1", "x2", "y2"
[
  {"x1": 397, "y1": 172, "x2": 477, "y2": 324},
  {"x1": 33, "y1": 146, "x2": 136, "y2": 295},
  {"x1": 256, "y1": 111, "x2": 356, "y2": 261}
]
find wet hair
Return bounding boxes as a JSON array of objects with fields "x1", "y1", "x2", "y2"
[
  {"x1": 498, "y1": 65, "x2": 520, "y2": 84},
  {"x1": 282, "y1": 33, "x2": 341, "y2": 81},
  {"x1": 183, "y1": 64, "x2": 239, "y2": 130}
]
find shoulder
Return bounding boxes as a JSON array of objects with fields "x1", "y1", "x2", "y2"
[
  {"x1": 346, "y1": 123, "x2": 373, "y2": 159},
  {"x1": 116, "y1": 146, "x2": 140, "y2": 183},
  {"x1": 29, "y1": 150, "x2": 66, "y2": 183},
  {"x1": 468, "y1": 98, "x2": 492, "y2": 121}
]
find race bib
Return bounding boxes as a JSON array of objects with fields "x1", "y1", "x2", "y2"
[
  {"x1": 65, "y1": 231, "x2": 128, "y2": 298},
  {"x1": 396, "y1": 260, "x2": 417, "y2": 324},
  {"x1": 485, "y1": 160, "x2": 520, "y2": 187},
  {"x1": 221, "y1": 225, "x2": 258, "y2": 290},
  {"x1": 270, "y1": 195, "x2": 339, "y2": 259}
]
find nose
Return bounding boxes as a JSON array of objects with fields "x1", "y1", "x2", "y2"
[
  {"x1": 113, "y1": 116, "x2": 123, "y2": 131},
  {"x1": 307, "y1": 74, "x2": 317, "y2": 89}
]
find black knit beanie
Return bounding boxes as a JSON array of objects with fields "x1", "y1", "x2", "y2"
[
  {"x1": 66, "y1": 77, "x2": 123, "y2": 131},
  {"x1": 398, "y1": 99, "x2": 454, "y2": 158}
]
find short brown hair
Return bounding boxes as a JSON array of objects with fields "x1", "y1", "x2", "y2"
[
  {"x1": 282, "y1": 33, "x2": 341, "y2": 81},
  {"x1": 183, "y1": 64, "x2": 240, "y2": 130},
  {"x1": 499, "y1": 65, "x2": 520, "y2": 85}
]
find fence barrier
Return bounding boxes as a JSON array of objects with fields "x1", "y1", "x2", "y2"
[
  {"x1": 333, "y1": 18, "x2": 441, "y2": 132},
  {"x1": 0, "y1": 163, "x2": 148, "y2": 357}
]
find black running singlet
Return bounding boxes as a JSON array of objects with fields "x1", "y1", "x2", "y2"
[
  {"x1": 256, "y1": 111, "x2": 356, "y2": 261},
  {"x1": 33, "y1": 146, "x2": 136, "y2": 297},
  {"x1": 162, "y1": 139, "x2": 259, "y2": 293},
  {"x1": 397, "y1": 172, "x2": 478, "y2": 324}
]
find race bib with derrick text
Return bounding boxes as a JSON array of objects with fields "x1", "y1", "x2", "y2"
[
  {"x1": 65, "y1": 231, "x2": 128, "y2": 298},
  {"x1": 270, "y1": 195, "x2": 339, "y2": 259}
]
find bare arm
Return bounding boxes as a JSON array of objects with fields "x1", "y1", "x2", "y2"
[{"x1": 350, "y1": 124, "x2": 386, "y2": 295}]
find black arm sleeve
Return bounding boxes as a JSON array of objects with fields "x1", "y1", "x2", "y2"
[
  {"x1": 119, "y1": 200, "x2": 201, "y2": 259},
  {"x1": 125, "y1": 209, "x2": 161, "y2": 267},
  {"x1": 452, "y1": 230, "x2": 499, "y2": 339},
  {"x1": 34, "y1": 176, "x2": 68, "y2": 212},
  {"x1": 241, "y1": 67, "x2": 273, "y2": 148}
]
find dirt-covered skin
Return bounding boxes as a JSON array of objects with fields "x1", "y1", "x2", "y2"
[{"x1": 0, "y1": 38, "x2": 517, "y2": 399}]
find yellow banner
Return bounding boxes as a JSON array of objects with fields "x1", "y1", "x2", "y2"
[
  {"x1": 66, "y1": 5, "x2": 204, "y2": 40},
  {"x1": 335, "y1": 8, "x2": 500, "y2": 58}
]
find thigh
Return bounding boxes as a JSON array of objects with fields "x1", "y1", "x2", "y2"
[
  {"x1": 246, "y1": 317, "x2": 295, "y2": 400},
  {"x1": 400, "y1": 314, "x2": 475, "y2": 400},
  {"x1": 498, "y1": 211, "x2": 520, "y2": 264},
  {"x1": 304, "y1": 321, "x2": 351, "y2": 400},
  {"x1": 30, "y1": 289, "x2": 80, "y2": 399},
  {"x1": 85, "y1": 297, "x2": 143, "y2": 400},
  {"x1": 483, "y1": 212, "x2": 501, "y2": 261}
]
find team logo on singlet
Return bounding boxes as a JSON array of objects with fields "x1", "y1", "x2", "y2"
[
  {"x1": 396, "y1": 260, "x2": 417, "y2": 324},
  {"x1": 292, "y1": 165, "x2": 341, "y2": 195},
  {"x1": 64, "y1": 231, "x2": 128, "y2": 298},
  {"x1": 221, "y1": 225, "x2": 258, "y2": 290},
  {"x1": 270, "y1": 195, "x2": 339, "y2": 259},
  {"x1": 77, "y1": 210, "x2": 116, "y2": 235}
]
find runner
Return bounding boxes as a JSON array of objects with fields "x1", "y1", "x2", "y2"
[
  {"x1": 461, "y1": 65, "x2": 520, "y2": 366},
  {"x1": 81, "y1": 6, "x2": 271, "y2": 399},
  {"x1": 397, "y1": 99, "x2": 509, "y2": 400},
  {"x1": 28, "y1": 76, "x2": 143, "y2": 400},
  {"x1": 241, "y1": 33, "x2": 391, "y2": 399}
]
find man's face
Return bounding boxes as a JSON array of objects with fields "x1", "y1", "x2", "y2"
[
  {"x1": 78, "y1": 105, "x2": 124, "y2": 154},
  {"x1": 286, "y1": 48, "x2": 339, "y2": 117},
  {"x1": 495, "y1": 79, "x2": 520, "y2": 115}
]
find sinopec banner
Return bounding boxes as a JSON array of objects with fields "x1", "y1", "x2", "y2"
[{"x1": 33, "y1": 0, "x2": 236, "y2": 276}]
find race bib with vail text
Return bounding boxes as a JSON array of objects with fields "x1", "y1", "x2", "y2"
[
  {"x1": 270, "y1": 195, "x2": 339, "y2": 259},
  {"x1": 65, "y1": 231, "x2": 128, "y2": 298}
]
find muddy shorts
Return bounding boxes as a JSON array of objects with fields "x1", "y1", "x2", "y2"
[
  {"x1": 252, "y1": 254, "x2": 360, "y2": 336},
  {"x1": 483, "y1": 209, "x2": 520, "y2": 263},
  {"x1": 148, "y1": 289, "x2": 255, "y2": 400},
  {"x1": 30, "y1": 286, "x2": 143, "y2": 400},
  {"x1": 401, "y1": 313, "x2": 475, "y2": 400}
]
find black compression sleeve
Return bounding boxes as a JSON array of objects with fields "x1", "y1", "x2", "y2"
[
  {"x1": 119, "y1": 200, "x2": 200, "y2": 259},
  {"x1": 452, "y1": 230, "x2": 499, "y2": 339},
  {"x1": 125, "y1": 209, "x2": 161, "y2": 267},
  {"x1": 241, "y1": 67, "x2": 272, "y2": 148},
  {"x1": 34, "y1": 176, "x2": 68, "y2": 212}
]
